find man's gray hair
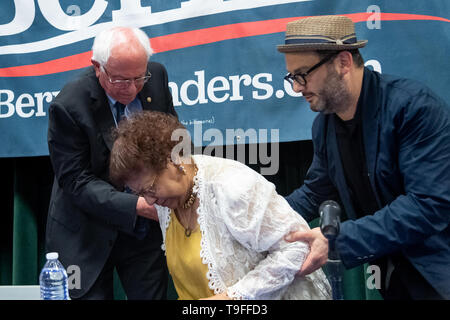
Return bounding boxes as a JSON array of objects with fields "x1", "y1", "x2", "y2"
[{"x1": 91, "y1": 27, "x2": 153, "y2": 66}]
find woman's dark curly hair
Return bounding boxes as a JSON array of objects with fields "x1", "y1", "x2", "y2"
[{"x1": 109, "y1": 111, "x2": 191, "y2": 187}]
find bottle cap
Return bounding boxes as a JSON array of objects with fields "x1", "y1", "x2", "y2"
[{"x1": 46, "y1": 252, "x2": 59, "y2": 260}]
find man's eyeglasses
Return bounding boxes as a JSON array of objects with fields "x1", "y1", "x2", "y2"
[
  {"x1": 284, "y1": 53, "x2": 337, "y2": 87},
  {"x1": 101, "y1": 66, "x2": 151, "y2": 89}
]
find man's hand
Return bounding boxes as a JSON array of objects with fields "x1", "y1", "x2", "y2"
[
  {"x1": 285, "y1": 227, "x2": 328, "y2": 276},
  {"x1": 136, "y1": 197, "x2": 158, "y2": 221}
]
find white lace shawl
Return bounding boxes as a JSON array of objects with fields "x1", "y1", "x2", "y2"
[{"x1": 156, "y1": 155, "x2": 331, "y2": 300}]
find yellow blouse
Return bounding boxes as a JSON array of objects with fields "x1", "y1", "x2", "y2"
[{"x1": 165, "y1": 210, "x2": 214, "y2": 300}]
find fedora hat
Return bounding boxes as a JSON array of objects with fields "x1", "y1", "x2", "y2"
[{"x1": 277, "y1": 15, "x2": 367, "y2": 52}]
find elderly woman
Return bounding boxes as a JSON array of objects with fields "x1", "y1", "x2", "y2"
[{"x1": 109, "y1": 111, "x2": 331, "y2": 300}]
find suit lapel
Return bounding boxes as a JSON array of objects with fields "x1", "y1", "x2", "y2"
[
  {"x1": 360, "y1": 69, "x2": 381, "y2": 205},
  {"x1": 139, "y1": 65, "x2": 154, "y2": 111},
  {"x1": 327, "y1": 116, "x2": 357, "y2": 220},
  {"x1": 138, "y1": 89, "x2": 152, "y2": 111},
  {"x1": 89, "y1": 75, "x2": 116, "y2": 151},
  {"x1": 92, "y1": 99, "x2": 115, "y2": 151}
]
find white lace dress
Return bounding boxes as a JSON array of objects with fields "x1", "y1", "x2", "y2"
[{"x1": 156, "y1": 155, "x2": 331, "y2": 300}]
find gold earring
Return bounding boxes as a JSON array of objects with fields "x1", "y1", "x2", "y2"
[{"x1": 178, "y1": 164, "x2": 187, "y2": 175}]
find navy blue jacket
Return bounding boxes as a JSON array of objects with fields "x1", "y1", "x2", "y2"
[{"x1": 286, "y1": 68, "x2": 450, "y2": 299}]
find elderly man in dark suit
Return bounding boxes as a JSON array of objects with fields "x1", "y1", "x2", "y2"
[
  {"x1": 279, "y1": 16, "x2": 450, "y2": 299},
  {"x1": 46, "y1": 26, "x2": 177, "y2": 299}
]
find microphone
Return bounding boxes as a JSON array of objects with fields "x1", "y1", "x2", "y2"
[
  {"x1": 319, "y1": 200, "x2": 341, "y2": 241},
  {"x1": 319, "y1": 200, "x2": 344, "y2": 300}
]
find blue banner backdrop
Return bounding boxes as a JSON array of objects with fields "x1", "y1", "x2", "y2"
[{"x1": 0, "y1": 0, "x2": 449, "y2": 157}]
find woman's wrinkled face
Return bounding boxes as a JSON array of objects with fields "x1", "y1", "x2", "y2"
[{"x1": 125, "y1": 162, "x2": 190, "y2": 209}]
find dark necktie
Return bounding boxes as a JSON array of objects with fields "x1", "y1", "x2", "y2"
[{"x1": 115, "y1": 102, "x2": 126, "y2": 124}]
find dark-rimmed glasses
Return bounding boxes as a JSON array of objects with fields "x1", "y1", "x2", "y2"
[
  {"x1": 284, "y1": 53, "x2": 337, "y2": 87},
  {"x1": 101, "y1": 66, "x2": 151, "y2": 89}
]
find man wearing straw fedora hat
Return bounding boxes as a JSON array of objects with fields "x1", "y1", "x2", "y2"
[{"x1": 278, "y1": 15, "x2": 450, "y2": 299}]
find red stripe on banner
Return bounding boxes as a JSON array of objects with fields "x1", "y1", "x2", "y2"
[
  {"x1": 1, "y1": 51, "x2": 93, "y2": 77},
  {"x1": 144, "y1": 13, "x2": 450, "y2": 53},
  {"x1": 347, "y1": 12, "x2": 450, "y2": 23},
  {"x1": 150, "y1": 16, "x2": 298, "y2": 53},
  {"x1": 1, "y1": 13, "x2": 449, "y2": 77}
]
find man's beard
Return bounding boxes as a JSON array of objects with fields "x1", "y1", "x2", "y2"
[{"x1": 309, "y1": 66, "x2": 352, "y2": 115}]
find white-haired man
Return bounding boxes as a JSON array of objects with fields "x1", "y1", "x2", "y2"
[{"x1": 46, "y1": 26, "x2": 176, "y2": 299}]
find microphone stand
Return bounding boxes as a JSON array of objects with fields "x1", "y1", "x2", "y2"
[{"x1": 319, "y1": 200, "x2": 344, "y2": 300}]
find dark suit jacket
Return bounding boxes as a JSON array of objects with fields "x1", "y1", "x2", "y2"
[
  {"x1": 286, "y1": 68, "x2": 450, "y2": 299},
  {"x1": 46, "y1": 62, "x2": 177, "y2": 298}
]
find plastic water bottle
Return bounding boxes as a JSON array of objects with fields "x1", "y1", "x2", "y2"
[{"x1": 39, "y1": 252, "x2": 70, "y2": 300}]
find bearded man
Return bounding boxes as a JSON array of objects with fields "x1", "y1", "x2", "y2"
[{"x1": 279, "y1": 15, "x2": 450, "y2": 300}]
